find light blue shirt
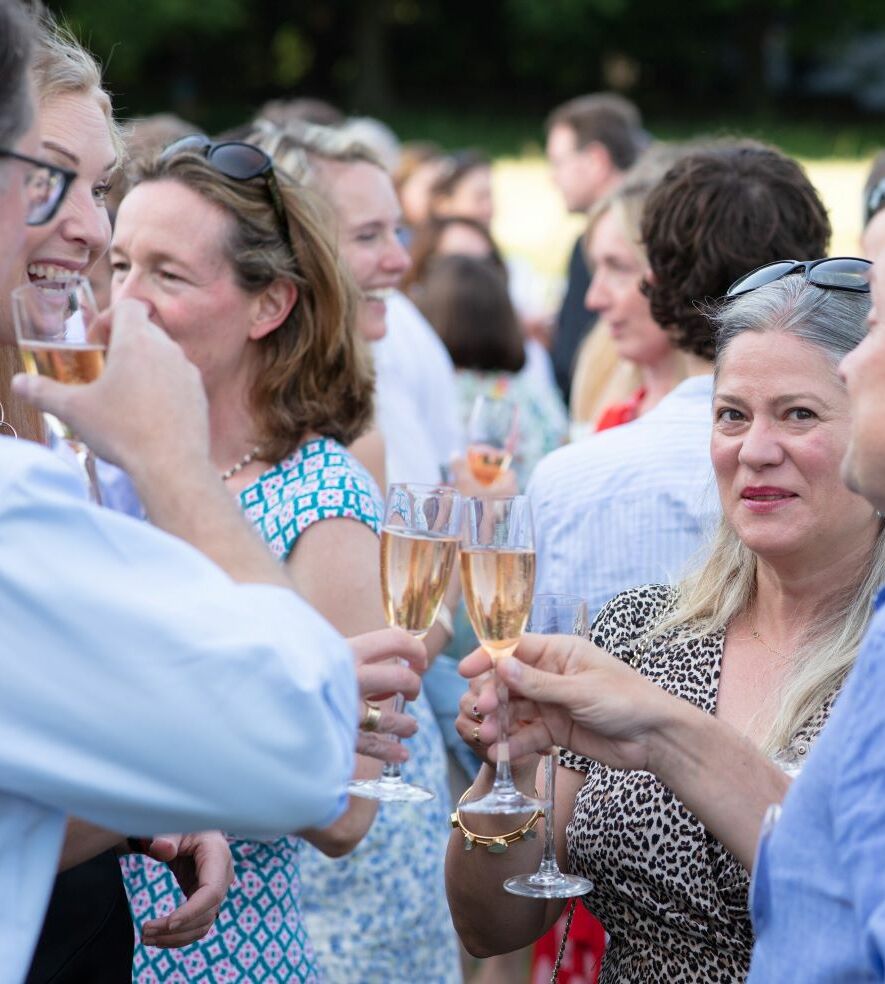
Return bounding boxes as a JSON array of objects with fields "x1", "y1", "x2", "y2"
[
  {"x1": 748, "y1": 588, "x2": 885, "y2": 982},
  {"x1": 528, "y1": 375, "x2": 719, "y2": 619},
  {"x1": 0, "y1": 437, "x2": 358, "y2": 983}
]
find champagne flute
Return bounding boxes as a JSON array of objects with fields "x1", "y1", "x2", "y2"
[
  {"x1": 12, "y1": 276, "x2": 104, "y2": 503},
  {"x1": 466, "y1": 394, "x2": 517, "y2": 487},
  {"x1": 460, "y1": 494, "x2": 546, "y2": 815},
  {"x1": 349, "y1": 483, "x2": 462, "y2": 803},
  {"x1": 504, "y1": 594, "x2": 595, "y2": 898}
]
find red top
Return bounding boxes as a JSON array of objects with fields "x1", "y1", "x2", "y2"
[{"x1": 595, "y1": 388, "x2": 646, "y2": 432}]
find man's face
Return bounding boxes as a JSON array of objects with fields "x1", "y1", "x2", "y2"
[
  {"x1": 839, "y1": 240, "x2": 885, "y2": 512},
  {"x1": 546, "y1": 123, "x2": 601, "y2": 214}
]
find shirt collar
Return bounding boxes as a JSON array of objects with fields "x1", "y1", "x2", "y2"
[{"x1": 875, "y1": 586, "x2": 885, "y2": 611}]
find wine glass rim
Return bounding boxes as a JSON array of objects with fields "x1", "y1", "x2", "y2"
[
  {"x1": 465, "y1": 492, "x2": 530, "y2": 502},
  {"x1": 533, "y1": 593, "x2": 587, "y2": 605},
  {"x1": 388, "y1": 481, "x2": 460, "y2": 494},
  {"x1": 11, "y1": 273, "x2": 91, "y2": 297}
]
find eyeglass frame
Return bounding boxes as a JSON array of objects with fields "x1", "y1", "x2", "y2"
[
  {"x1": 0, "y1": 148, "x2": 76, "y2": 226},
  {"x1": 865, "y1": 177, "x2": 885, "y2": 227},
  {"x1": 159, "y1": 135, "x2": 293, "y2": 252},
  {"x1": 725, "y1": 257, "x2": 872, "y2": 299}
]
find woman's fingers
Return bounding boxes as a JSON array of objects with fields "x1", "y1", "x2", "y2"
[{"x1": 358, "y1": 663, "x2": 421, "y2": 702}]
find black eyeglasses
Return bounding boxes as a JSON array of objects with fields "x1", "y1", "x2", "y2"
[
  {"x1": 160, "y1": 135, "x2": 292, "y2": 249},
  {"x1": 726, "y1": 257, "x2": 872, "y2": 299},
  {"x1": 0, "y1": 148, "x2": 76, "y2": 226}
]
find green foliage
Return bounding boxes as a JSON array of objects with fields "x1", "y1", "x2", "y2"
[{"x1": 51, "y1": 0, "x2": 246, "y2": 80}]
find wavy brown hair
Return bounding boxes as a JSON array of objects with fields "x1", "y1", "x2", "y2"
[
  {"x1": 640, "y1": 140, "x2": 831, "y2": 360},
  {"x1": 131, "y1": 149, "x2": 372, "y2": 462}
]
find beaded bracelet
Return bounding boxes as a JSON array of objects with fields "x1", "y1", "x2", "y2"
[{"x1": 450, "y1": 786, "x2": 544, "y2": 853}]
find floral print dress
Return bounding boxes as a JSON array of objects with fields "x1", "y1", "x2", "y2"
[{"x1": 121, "y1": 438, "x2": 383, "y2": 983}]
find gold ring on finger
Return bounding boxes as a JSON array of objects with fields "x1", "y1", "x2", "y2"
[
  {"x1": 471, "y1": 725, "x2": 482, "y2": 743},
  {"x1": 360, "y1": 701, "x2": 382, "y2": 733}
]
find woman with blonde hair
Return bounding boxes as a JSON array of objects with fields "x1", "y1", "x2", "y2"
[
  {"x1": 0, "y1": 12, "x2": 122, "y2": 444},
  {"x1": 449, "y1": 264, "x2": 884, "y2": 982},
  {"x1": 569, "y1": 147, "x2": 687, "y2": 440}
]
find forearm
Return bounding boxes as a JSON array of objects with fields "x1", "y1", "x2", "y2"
[
  {"x1": 650, "y1": 700, "x2": 790, "y2": 870},
  {"x1": 59, "y1": 818, "x2": 124, "y2": 871},
  {"x1": 302, "y1": 753, "x2": 381, "y2": 856},
  {"x1": 445, "y1": 762, "x2": 563, "y2": 956}
]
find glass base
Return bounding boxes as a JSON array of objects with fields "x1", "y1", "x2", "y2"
[
  {"x1": 348, "y1": 776, "x2": 435, "y2": 803},
  {"x1": 504, "y1": 870, "x2": 594, "y2": 899},
  {"x1": 458, "y1": 786, "x2": 549, "y2": 816}
]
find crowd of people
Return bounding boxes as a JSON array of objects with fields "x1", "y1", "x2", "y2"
[{"x1": 3, "y1": 2, "x2": 885, "y2": 983}]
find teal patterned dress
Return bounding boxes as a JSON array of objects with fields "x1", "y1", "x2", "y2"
[{"x1": 121, "y1": 437, "x2": 382, "y2": 983}]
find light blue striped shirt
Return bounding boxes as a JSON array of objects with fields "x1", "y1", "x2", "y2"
[{"x1": 528, "y1": 375, "x2": 719, "y2": 620}]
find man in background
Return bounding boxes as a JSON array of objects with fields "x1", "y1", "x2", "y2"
[{"x1": 545, "y1": 92, "x2": 645, "y2": 402}]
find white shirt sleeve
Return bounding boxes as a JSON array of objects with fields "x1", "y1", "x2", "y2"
[{"x1": 0, "y1": 439, "x2": 357, "y2": 839}]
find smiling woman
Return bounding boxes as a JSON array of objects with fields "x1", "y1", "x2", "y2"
[
  {"x1": 0, "y1": 17, "x2": 119, "y2": 443},
  {"x1": 445, "y1": 268, "x2": 885, "y2": 983}
]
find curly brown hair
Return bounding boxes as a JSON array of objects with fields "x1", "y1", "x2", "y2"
[
  {"x1": 131, "y1": 149, "x2": 373, "y2": 463},
  {"x1": 640, "y1": 140, "x2": 831, "y2": 359}
]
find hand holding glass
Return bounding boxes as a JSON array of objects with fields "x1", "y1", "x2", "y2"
[
  {"x1": 12, "y1": 275, "x2": 104, "y2": 502},
  {"x1": 460, "y1": 494, "x2": 546, "y2": 815},
  {"x1": 504, "y1": 594, "x2": 595, "y2": 899},
  {"x1": 349, "y1": 483, "x2": 462, "y2": 803}
]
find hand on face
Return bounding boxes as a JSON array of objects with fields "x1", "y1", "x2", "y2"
[
  {"x1": 457, "y1": 633, "x2": 672, "y2": 772},
  {"x1": 12, "y1": 298, "x2": 210, "y2": 478}
]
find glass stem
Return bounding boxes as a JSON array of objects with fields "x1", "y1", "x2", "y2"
[
  {"x1": 71, "y1": 441, "x2": 103, "y2": 505},
  {"x1": 492, "y1": 670, "x2": 515, "y2": 790},
  {"x1": 538, "y1": 751, "x2": 562, "y2": 874},
  {"x1": 379, "y1": 664, "x2": 406, "y2": 782}
]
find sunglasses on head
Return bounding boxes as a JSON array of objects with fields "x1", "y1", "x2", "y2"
[
  {"x1": 160, "y1": 135, "x2": 292, "y2": 250},
  {"x1": 726, "y1": 257, "x2": 872, "y2": 299},
  {"x1": 865, "y1": 177, "x2": 885, "y2": 227},
  {"x1": 0, "y1": 148, "x2": 76, "y2": 226}
]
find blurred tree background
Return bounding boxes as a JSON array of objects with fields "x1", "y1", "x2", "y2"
[{"x1": 49, "y1": 0, "x2": 885, "y2": 157}]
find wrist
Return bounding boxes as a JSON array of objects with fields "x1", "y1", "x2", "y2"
[{"x1": 646, "y1": 692, "x2": 708, "y2": 784}]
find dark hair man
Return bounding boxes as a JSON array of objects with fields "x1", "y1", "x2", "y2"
[{"x1": 545, "y1": 92, "x2": 645, "y2": 400}]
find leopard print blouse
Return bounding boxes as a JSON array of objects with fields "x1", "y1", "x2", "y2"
[{"x1": 561, "y1": 584, "x2": 834, "y2": 984}]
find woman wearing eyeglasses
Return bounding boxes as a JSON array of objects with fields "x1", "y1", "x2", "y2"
[
  {"x1": 110, "y1": 139, "x2": 400, "y2": 981},
  {"x1": 447, "y1": 261, "x2": 885, "y2": 983}
]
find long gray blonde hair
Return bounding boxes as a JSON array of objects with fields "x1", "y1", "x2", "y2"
[{"x1": 655, "y1": 274, "x2": 884, "y2": 752}]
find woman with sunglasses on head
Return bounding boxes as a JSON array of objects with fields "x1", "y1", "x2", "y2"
[
  {"x1": 111, "y1": 133, "x2": 408, "y2": 982},
  {"x1": 448, "y1": 259, "x2": 885, "y2": 983}
]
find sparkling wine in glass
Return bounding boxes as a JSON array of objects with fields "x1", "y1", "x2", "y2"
[
  {"x1": 504, "y1": 594, "x2": 595, "y2": 899},
  {"x1": 466, "y1": 394, "x2": 517, "y2": 486},
  {"x1": 349, "y1": 483, "x2": 462, "y2": 803},
  {"x1": 460, "y1": 494, "x2": 547, "y2": 815},
  {"x1": 12, "y1": 276, "x2": 104, "y2": 502}
]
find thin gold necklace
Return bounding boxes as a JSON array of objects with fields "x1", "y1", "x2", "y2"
[{"x1": 750, "y1": 624, "x2": 787, "y2": 661}]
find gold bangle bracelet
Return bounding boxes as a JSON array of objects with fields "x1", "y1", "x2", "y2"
[{"x1": 450, "y1": 785, "x2": 543, "y2": 853}]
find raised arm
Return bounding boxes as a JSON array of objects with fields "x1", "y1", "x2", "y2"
[
  {"x1": 465, "y1": 635, "x2": 789, "y2": 872},
  {"x1": 4, "y1": 304, "x2": 358, "y2": 838}
]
